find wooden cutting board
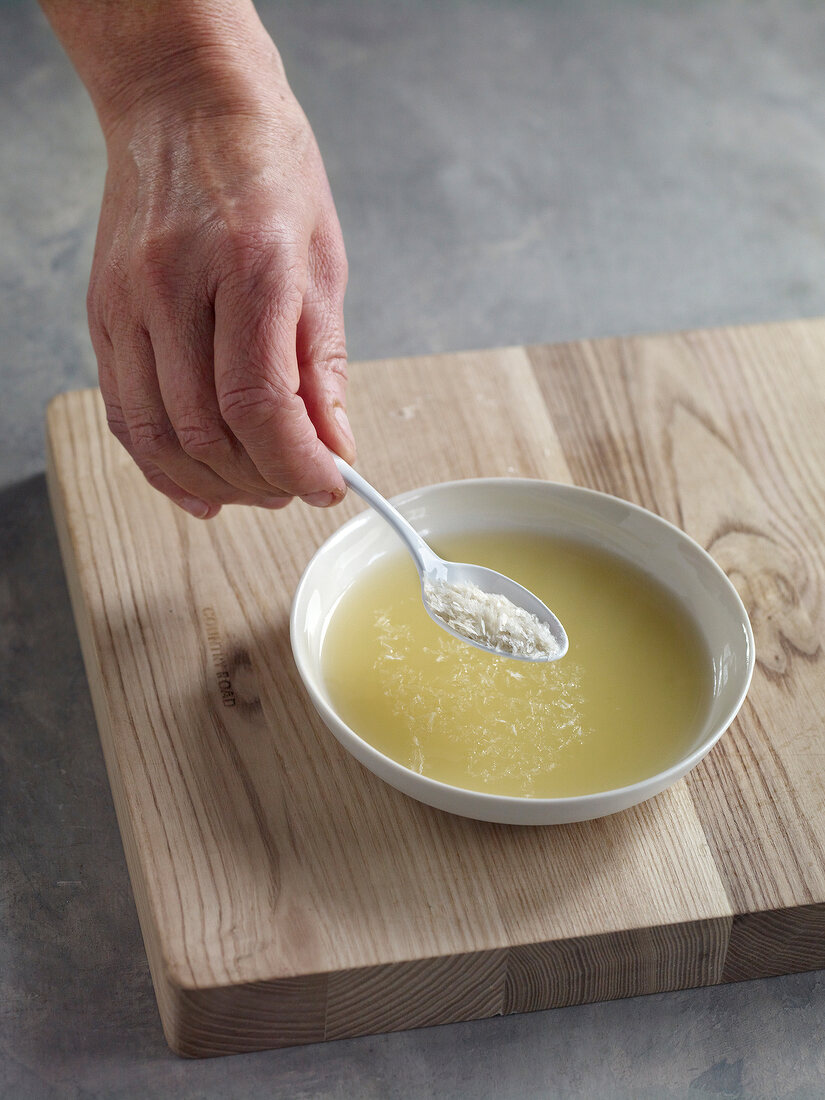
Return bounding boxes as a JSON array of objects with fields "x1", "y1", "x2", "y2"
[{"x1": 46, "y1": 320, "x2": 825, "y2": 1057}]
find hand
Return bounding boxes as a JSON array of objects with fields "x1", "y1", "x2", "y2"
[{"x1": 84, "y1": 18, "x2": 354, "y2": 518}]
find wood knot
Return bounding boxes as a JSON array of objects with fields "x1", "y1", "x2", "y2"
[{"x1": 708, "y1": 529, "x2": 820, "y2": 675}]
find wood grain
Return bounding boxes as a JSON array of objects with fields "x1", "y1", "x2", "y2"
[
  {"x1": 46, "y1": 325, "x2": 825, "y2": 1056},
  {"x1": 528, "y1": 321, "x2": 825, "y2": 913}
]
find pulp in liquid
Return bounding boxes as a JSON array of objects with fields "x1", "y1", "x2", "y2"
[{"x1": 321, "y1": 532, "x2": 711, "y2": 798}]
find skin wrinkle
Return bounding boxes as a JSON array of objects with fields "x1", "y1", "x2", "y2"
[{"x1": 42, "y1": 0, "x2": 355, "y2": 517}]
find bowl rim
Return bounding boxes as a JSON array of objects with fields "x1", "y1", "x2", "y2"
[{"x1": 290, "y1": 476, "x2": 756, "y2": 811}]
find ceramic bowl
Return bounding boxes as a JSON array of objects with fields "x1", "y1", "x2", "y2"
[{"x1": 290, "y1": 479, "x2": 754, "y2": 825}]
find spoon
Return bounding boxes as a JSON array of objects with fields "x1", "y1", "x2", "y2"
[{"x1": 331, "y1": 455, "x2": 568, "y2": 662}]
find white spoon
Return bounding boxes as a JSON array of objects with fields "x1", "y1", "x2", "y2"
[{"x1": 331, "y1": 455, "x2": 568, "y2": 662}]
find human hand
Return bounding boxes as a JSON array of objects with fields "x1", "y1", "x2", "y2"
[{"x1": 76, "y1": 7, "x2": 354, "y2": 517}]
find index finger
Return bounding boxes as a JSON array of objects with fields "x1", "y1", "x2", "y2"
[{"x1": 213, "y1": 258, "x2": 346, "y2": 505}]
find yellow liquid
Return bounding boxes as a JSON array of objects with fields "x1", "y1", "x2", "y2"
[{"x1": 322, "y1": 532, "x2": 711, "y2": 798}]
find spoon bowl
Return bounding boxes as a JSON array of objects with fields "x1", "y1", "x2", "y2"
[
  {"x1": 332, "y1": 455, "x2": 568, "y2": 662},
  {"x1": 420, "y1": 559, "x2": 568, "y2": 661}
]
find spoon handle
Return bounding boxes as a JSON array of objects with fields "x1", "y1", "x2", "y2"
[{"x1": 331, "y1": 455, "x2": 442, "y2": 577}]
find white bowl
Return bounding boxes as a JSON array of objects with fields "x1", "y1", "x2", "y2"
[{"x1": 290, "y1": 479, "x2": 754, "y2": 825}]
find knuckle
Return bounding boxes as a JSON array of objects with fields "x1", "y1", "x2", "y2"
[
  {"x1": 219, "y1": 225, "x2": 274, "y2": 273},
  {"x1": 103, "y1": 402, "x2": 130, "y2": 444},
  {"x1": 219, "y1": 232, "x2": 306, "y2": 310},
  {"x1": 236, "y1": 275, "x2": 305, "y2": 337},
  {"x1": 233, "y1": 312, "x2": 289, "y2": 378},
  {"x1": 131, "y1": 233, "x2": 184, "y2": 300},
  {"x1": 311, "y1": 229, "x2": 348, "y2": 292},
  {"x1": 218, "y1": 380, "x2": 285, "y2": 433},
  {"x1": 137, "y1": 258, "x2": 174, "y2": 300},
  {"x1": 274, "y1": 278, "x2": 305, "y2": 325},
  {"x1": 175, "y1": 417, "x2": 231, "y2": 461},
  {"x1": 314, "y1": 352, "x2": 349, "y2": 383},
  {"x1": 128, "y1": 417, "x2": 177, "y2": 461}
]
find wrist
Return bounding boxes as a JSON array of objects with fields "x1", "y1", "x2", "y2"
[{"x1": 41, "y1": 0, "x2": 286, "y2": 140}]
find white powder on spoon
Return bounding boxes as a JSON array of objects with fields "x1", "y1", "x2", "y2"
[{"x1": 423, "y1": 578, "x2": 562, "y2": 660}]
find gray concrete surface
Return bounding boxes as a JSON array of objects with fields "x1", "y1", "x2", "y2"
[{"x1": 2, "y1": 1, "x2": 825, "y2": 1096}]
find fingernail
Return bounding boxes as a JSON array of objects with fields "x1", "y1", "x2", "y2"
[
  {"x1": 179, "y1": 496, "x2": 211, "y2": 519},
  {"x1": 333, "y1": 404, "x2": 356, "y2": 449},
  {"x1": 302, "y1": 491, "x2": 336, "y2": 508}
]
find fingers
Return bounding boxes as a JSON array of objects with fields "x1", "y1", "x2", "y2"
[
  {"x1": 213, "y1": 249, "x2": 347, "y2": 503},
  {"x1": 296, "y1": 226, "x2": 356, "y2": 466},
  {"x1": 101, "y1": 319, "x2": 285, "y2": 516},
  {"x1": 149, "y1": 296, "x2": 286, "y2": 500},
  {"x1": 93, "y1": 322, "x2": 220, "y2": 518}
]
